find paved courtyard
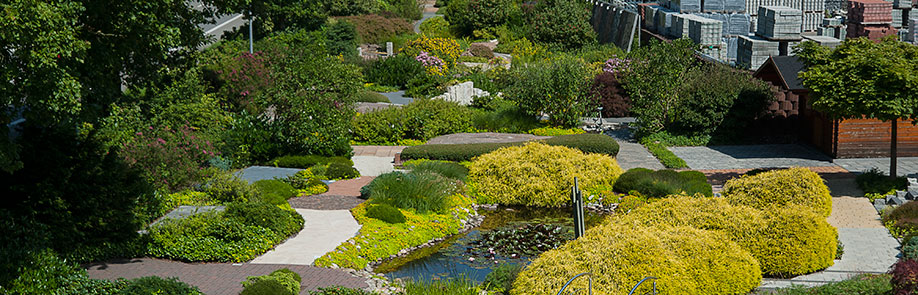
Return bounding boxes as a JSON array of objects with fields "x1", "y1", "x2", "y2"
[
  {"x1": 669, "y1": 144, "x2": 836, "y2": 170},
  {"x1": 834, "y1": 157, "x2": 918, "y2": 176}
]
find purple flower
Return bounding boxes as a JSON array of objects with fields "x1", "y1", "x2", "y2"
[
  {"x1": 415, "y1": 51, "x2": 445, "y2": 68},
  {"x1": 603, "y1": 57, "x2": 631, "y2": 74}
]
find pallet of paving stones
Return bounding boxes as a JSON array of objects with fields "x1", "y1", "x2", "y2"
[
  {"x1": 802, "y1": 35, "x2": 842, "y2": 47},
  {"x1": 655, "y1": 8, "x2": 678, "y2": 36},
  {"x1": 907, "y1": 18, "x2": 918, "y2": 41},
  {"x1": 737, "y1": 35, "x2": 779, "y2": 69},
  {"x1": 669, "y1": 0, "x2": 702, "y2": 13},
  {"x1": 697, "y1": 13, "x2": 752, "y2": 35},
  {"x1": 893, "y1": 0, "x2": 913, "y2": 9},
  {"x1": 672, "y1": 13, "x2": 694, "y2": 37},
  {"x1": 756, "y1": 6, "x2": 804, "y2": 39},
  {"x1": 848, "y1": 0, "x2": 894, "y2": 24},
  {"x1": 893, "y1": 8, "x2": 905, "y2": 27},
  {"x1": 701, "y1": 0, "x2": 746, "y2": 12},
  {"x1": 690, "y1": 16, "x2": 726, "y2": 45}
]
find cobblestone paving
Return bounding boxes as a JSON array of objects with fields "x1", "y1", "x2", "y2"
[
  {"x1": 604, "y1": 128, "x2": 665, "y2": 170},
  {"x1": 834, "y1": 157, "x2": 918, "y2": 176},
  {"x1": 759, "y1": 178, "x2": 900, "y2": 290},
  {"x1": 670, "y1": 144, "x2": 836, "y2": 170},
  {"x1": 85, "y1": 258, "x2": 367, "y2": 295}
]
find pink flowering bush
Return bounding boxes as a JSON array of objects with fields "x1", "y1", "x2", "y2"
[
  {"x1": 215, "y1": 52, "x2": 273, "y2": 113},
  {"x1": 122, "y1": 125, "x2": 217, "y2": 191},
  {"x1": 415, "y1": 51, "x2": 447, "y2": 76},
  {"x1": 603, "y1": 57, "x2": 631, "y2": 74}
]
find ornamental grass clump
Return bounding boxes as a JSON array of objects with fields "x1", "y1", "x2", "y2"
[
  {"x1": 723, "y1": 167, "x2": 832, "y2": 217},
  {"x1": 469, "y1": 143, "x2": 622, "y2": 207},
  {"x1": 612, "y1": 168, "x2": 712, "y2": 198},
  {"x1": 365, "y1": 171, "x2": 461, "y2": 213},
  {"x1": 511, "y1": 224, "x2": 761, "y2": 295}
]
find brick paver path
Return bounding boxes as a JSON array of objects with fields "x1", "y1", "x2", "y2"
[
  {"x1": 288, "y1": 177, "x2": 373, "y2": 210},
  {"x1": 834, "y1": 157, "x2": 918, "y2": 177},
  {"x1": 604, "y1": 128, "x2": 665, "y2": 170},
  {"x1": 85, "y1": 258, "x2": 367, "y2": 295}
]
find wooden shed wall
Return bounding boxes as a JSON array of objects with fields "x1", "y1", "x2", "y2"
[{"x1": 834, "y1": 118, "x2": 918, "y2": 158}]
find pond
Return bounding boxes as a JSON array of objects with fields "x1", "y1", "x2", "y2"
[{"x1": 377, "y1": 206, "x2": 607, "y2": 283}]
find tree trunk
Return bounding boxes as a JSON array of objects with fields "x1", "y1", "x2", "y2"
[{"x1": 891, "y1": 119, "x2": 898, "y2": 179}]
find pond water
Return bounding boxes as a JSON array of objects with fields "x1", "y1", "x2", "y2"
[{"x1": 377, "y1": 206, "x2": 606, "y2": 283}]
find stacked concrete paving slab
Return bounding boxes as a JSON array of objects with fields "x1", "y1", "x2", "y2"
[
  {"x1": 757, "y1": 6, "x2": 804, "y2": 39},
  {"x1": 655, "y1": 7, "x2": 678, "y2": 36},
  {"x1": 670, "y1": 0, "x2": 703, "y2": 12},
  {"x1": 672, "y1": 13, "x2": 694, "y2": 38},
  {"x1": 908, "y1": 18, "x2": 918, "y2": 42},
  {"x1": 689, "y1": 16, "x2": 725, "y2": 45},
  {"x1": 738, "y1": 35, "x2": 779, "y2": 69},
  {"x1": 802, "y1": 35, "x2": 843, "y2": 47},
  {"x1": 818, "y1": 16, "x2": 847, "y2": 39}
]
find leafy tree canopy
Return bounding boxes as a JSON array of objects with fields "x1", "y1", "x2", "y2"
[{"x1": 797, "y1": 37, "x2": 918, "y2": 121}]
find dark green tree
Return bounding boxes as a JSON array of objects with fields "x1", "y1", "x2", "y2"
[
  {"x1": 1, "y1": 0, "x2": 216, "y2": 172},
  {"x1": 213, "y1": 0, "x2": 326, "y2": 37},
  {"x1": 797, "y1": 37, "x2": 918, "y2": 177},
  {"x1": 623, "y1": 39, "x2": 697, "y2": 136}
]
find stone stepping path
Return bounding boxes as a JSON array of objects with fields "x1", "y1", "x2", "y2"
[
  {"x1": 759, "y1": 178, "x2": 900, "y2": 290},
  {"x1": 236, "y1": 166, "x2": 302, "y2": 183},
  {"x1": 86, "y1": 258, "x2": 366, "y2": 295},
  {"x1": 252, "y1": 209, "x2": 361, "y2": 266}
]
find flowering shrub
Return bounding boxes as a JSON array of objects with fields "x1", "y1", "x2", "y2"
[
  {"x1": 891, "y1": 259, "x2": 918, "y2": 294},
  {"x1": 401, "y1": 36, "x2": 462, "y2": 67},
  {"x1": 602, "y1": 57, "x2": 630, "y2": 74},
  {"x1": 214, "y1": 52, "x2": 273, "y2": 113},
  {"x1": 122, "y1": 125, "x2": 217, "y2": 192},
  {"x1": 415, "y1": 51, "x2": 447, "y2": 76}
]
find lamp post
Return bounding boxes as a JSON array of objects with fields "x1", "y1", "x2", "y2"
[{"x1": 248, "y1": 11, "x2": 254, "y2": 54}]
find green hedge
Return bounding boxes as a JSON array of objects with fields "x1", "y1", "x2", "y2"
[
  {"x1": 269, "y1": 155, "x2": 353, "y2": 169},
  {"x1": 641, "y1": 141, "x2": 688, "y2": 168},
  {"x1": 613, "y1": 168, "x2": 711, "y2": 198},
  {"x1": 400, "y1": 134, "x2": 620, "y2": 162}
]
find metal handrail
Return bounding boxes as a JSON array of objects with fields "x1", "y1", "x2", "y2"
[
  {"x1": 556, "y1": 272, "x2": 593, "y2": 295},
  {"x1": 628, "y1": 276, "x2": 659, "y2": 295}
]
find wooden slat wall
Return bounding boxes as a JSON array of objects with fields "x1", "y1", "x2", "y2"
[{"x1": 835, "y1": 118, "x2": 918, "y2": 158}]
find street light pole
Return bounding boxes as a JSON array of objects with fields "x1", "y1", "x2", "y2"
[{"x1": 248, "y1": 11, "x2": 254, "y2": 54}]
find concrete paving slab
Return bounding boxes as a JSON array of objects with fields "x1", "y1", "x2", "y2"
[
  {"x1": 251, "y1": 209, "x2": 361, "y2": 265},
  {"x1": 352, "y1": 156, "x2": 395, "y2": 177},
  {"x1": 834, "y1": 157, "x2": 918, "y2": 176},
  {"x1": 237, "y1": 166, "x2": 303, "y2": 183}
]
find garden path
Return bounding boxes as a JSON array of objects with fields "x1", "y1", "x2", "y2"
[
  {"x1": 603, "y1": 127, "x2": 665, "y2": 170},
  {"x1": 251, "y1": 209, "x2": 361, "y2": 265},
  {"x1": 835, "y1": 157, "x2": 918, "y2": 177},
  {"x1": 85, "y1": 258, "x2": 367, "y2": 295},
  {"x1": 758, "y1": 177, "x2": 900, "y2": 290},
  {"x1": 413, "y1": 0, "x2": 439, "y2": 34}
]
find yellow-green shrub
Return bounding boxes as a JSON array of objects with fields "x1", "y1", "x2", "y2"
[
  {"x1": 469, "y1": 143, "x2": 623, "y2": 207},
  {"x1": 723, "y1": 167, "x2": 832, "y2": 217},
  {"x1": 619, "y1": 196, "x2": 837, "y2": 276},
  {"x1": 314, "y1": 194, "x2": 474, "y2": 269},
  {"x1": 512, "y1": 224, "x2": 761, "y2": 295}
]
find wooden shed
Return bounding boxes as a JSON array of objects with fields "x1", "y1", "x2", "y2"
[{"x1": 753, "y1": 56, "x2": 918, "y2": 158}]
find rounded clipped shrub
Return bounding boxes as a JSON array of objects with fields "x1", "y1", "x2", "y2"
[
  {"x1": 723, "y1": 167, "x2": 832, "y2": 217},
  {"x1": 469, "y1": 142, "x2": 623, "y2": 207},
  {"x1": 544, "y1": 134, "x2": 619, "y2": 157},
  {"x1": 253, "y1": 180, "x2": 298, "y2": 204},
  {"x1": 512, "y1": 224, "x2": 761, "y2": 295},
  {"x1": 612, "y1": 168, "x2": 712, "y2": 198},
  {"x1": 355, "y1": 91, "x2": 390, "y2": 103},
  {"x1": 240, "y1": 268, "x2": 301, "y2": 295},
  {"x1": 365, "y1": 204, "x2": 407, "y2": 223},
  {"x1": 619, "y1": 196, "x2": 837, "y2": 277},
  {"x1": 202, "y1": 172, "x2": 259, "y2": 203},
  {"x1": 120, "y1": 276, "x2": 203, "y2": 295},
  {"x1": 326, "y1": 163, "x2": 360, "y2": 180},
  {"x1": 469, "y1": 43, "x2": 495, "y2": 59}
]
